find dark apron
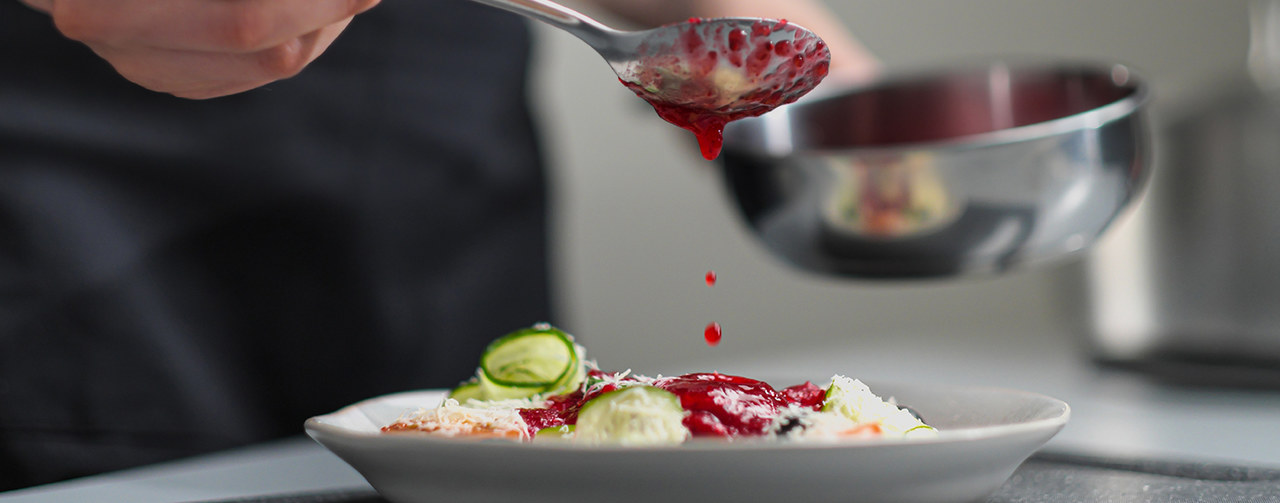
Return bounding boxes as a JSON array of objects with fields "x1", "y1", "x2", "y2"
[{"x1": 0, "y1": 1, "x2": 551, "y2": 489}]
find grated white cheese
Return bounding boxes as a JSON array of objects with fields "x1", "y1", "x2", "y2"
[
  {"x1": 823, "y1": 375, "x2": 934, "y2": 436},
  {"x1": 386, "y1": 398, "x2": 529, "y2": 440}
]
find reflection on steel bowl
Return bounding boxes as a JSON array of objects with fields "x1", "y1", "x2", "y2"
[{"x1": 720, "y1": 62, "x2": 1151, "y2": 279}]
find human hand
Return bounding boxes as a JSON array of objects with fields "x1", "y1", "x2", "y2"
[{"x1": 19, "y1": 0, "x2": 381, "y2": 99}]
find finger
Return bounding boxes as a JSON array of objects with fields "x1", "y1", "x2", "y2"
[
  {"x1": 51, "y1": 0, "x2": 378, "y2": 53},
  {"x1": 18, "y1": 0, "x2": 53, "y2": 13},
  {"x1": 90, "y1": 17, "x2": 353, "y2": 99}
]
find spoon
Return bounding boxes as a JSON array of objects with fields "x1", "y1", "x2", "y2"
[{"x1": 468, "y1": 0, "x2": 832, "y2": 160}]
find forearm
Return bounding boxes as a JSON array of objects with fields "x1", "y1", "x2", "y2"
[{"x1": 586, "y1": 0, "x2": 878, "y2": 83}]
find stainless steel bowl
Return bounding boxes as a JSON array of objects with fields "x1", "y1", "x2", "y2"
[{"x1": 720, "y1": 62, "x2": 1151, "y2": 279}]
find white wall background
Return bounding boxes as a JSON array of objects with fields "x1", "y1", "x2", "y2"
[{"x1": 527, "y1": 0, "x2": 1256, "y2": 372}]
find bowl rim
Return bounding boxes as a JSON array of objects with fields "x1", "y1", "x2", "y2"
[{"x1": 724, "y1": 59, "x2": 1151, "y2": 156}]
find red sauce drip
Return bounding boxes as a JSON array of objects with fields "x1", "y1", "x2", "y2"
[
  {"x1": 620, "y1": 80, "x2": 728, "y2": 160},
  {"x1": 653, "y1": 373, "x2": 789, "y2": 437},
  {"x1": 704, "y1": 322, "x2": 722, "y2": 346},
  {"x1": 705, "y1": 270, "x2": 717, "y2": 286},
  {"x1": 623, "y1": 20, "x2": 830, "y2": 160},
  {"x1": 780, "y1": 381, "x2": 826, "y2": 410}
]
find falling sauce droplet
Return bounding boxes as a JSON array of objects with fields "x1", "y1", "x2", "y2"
[
  {"x1": 705, "y1": 270, "x2": 717, "y2": 286},
  {"x1": 704, "y1": 322, "x2": 722, "y2": 346}
]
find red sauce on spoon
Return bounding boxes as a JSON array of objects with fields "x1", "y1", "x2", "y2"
[{"x1": 622, "y1": 19, "x2": 830, "y2": 160}]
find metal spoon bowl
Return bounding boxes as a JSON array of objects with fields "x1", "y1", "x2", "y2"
[{"x1": 469, "y1": 0, "x2": 832, "y2": 158}]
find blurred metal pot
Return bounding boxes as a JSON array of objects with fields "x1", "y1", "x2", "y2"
[
  {"x1": 1082, "y1": 83, "x2": 1280, "y2": 372},
  {"x1": 719, "y1": 61, "x2": 1151, "y2": 279},
  {"x1": 1080, "y1": 1, "x2": 1280, "y2": 378}
]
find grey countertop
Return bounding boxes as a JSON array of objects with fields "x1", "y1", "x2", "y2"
[
  {"x1": 3, "y1": 327, "x2": 1279, "y2": 502},
  {"x1": 4, "y1": 440, "x2": 1280, "y2": 503},
  {"x1": 0, "y1": 438, "x2": 360, "y2": 503}
]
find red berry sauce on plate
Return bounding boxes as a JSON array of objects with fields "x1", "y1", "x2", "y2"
[{"x1": 653, "y1": 372, "x2": 820, "y2": 437}]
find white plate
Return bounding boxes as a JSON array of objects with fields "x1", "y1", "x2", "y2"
[{"x1": 306, "y1": 383, "x2": 1068, "y2": 503}]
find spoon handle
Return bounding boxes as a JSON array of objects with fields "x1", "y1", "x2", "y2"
[{"x1": 467, "y1": 0, "x2": 620, "y2": 50}]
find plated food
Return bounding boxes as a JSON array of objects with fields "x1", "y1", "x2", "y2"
[
  {"x1": 307, "y1": 361, "x2": 1068, "y2": 503},
  {"x1": 381, "y1": 324, "x2": 933, "y2": 446}
]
